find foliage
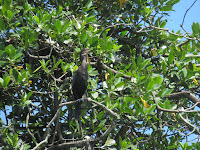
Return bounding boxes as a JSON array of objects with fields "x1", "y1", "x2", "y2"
[{"x1": 0, "y1": 0, "x2": 199, "y2": 149}]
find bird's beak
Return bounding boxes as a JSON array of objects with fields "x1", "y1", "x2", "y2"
[{"x1": 84, "y1": 49, "x2": 91, "y2": 62}]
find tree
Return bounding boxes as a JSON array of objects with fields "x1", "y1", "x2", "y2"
[{"x1": 0, "y1": 0, "x2": 199, "y2": 149}]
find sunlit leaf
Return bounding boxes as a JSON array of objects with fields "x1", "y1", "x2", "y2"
[
  {"x1": 103, "y1": 138, "x2": 116, "y2": 147},
  {"x1": 119, "y1": 0, "x2": 127, "y2": 8},
  {"x1": 105, "y1": 72, "x2": 110, "y2": 80},
  {"x1": 159, "y1": 88, "x2": 173, "y2": 97},
  {"x1": 140, "y1": 97, "x2": 151, "y2": 108}
]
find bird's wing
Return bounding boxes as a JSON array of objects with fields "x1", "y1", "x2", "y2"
[{"x1": 72, "y1": 70, "x2": 77, "y2": 89}]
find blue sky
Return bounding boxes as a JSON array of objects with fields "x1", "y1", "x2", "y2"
[{"x1": 166, "y1": 0, "x2": 200, "y2": 33}]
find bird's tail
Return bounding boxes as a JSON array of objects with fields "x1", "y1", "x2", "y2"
[{"x1": 75, "y1": 102, "x2": 81, "y2": 120}]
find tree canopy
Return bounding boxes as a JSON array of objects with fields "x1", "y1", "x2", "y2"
[{"x1": 0, "y1": 0, "x2": 200, "y2": 149}]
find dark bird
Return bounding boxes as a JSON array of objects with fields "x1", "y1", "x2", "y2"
[{"x1": 72, "y1": 48, "x2": 90, "y2": 120}]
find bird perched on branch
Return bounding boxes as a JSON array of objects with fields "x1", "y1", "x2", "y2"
[{"x1": 72, "y1": 48, "x2": 90, "y2": 120}]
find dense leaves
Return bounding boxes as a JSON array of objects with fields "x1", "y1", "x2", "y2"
[{"x1": 0, "y1": 0, "x2": 199, "y2": 149}]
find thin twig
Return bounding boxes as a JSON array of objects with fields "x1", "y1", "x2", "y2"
[
  {"x1": 27, "y1": 47, "x2": 53, "y2": 59},
  {"x1": 181, "y1": 0, "x2": 198, "y2": 27},
  {"x1": 26, "y1": 113, "x2": 37, "y2": 145},
  {"x1": 102, "y1": 63, "x2": 131, "y2": 80},
  {"x1": 101, "y1": 22, "x2": 200, "y2": 41},
  {"x1": 32, "y1": 108, "x2": 61, "y2": 150},
  {"x1": 179, "y1": 113, "x2": 200, "y2": 134}
]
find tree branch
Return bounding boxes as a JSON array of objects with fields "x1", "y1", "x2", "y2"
[
  {"x1": 152, "y1": 92, "x2": 199, "y2": 113},
  {"x1": 165, "y1": 91, "x2": 200, "y2": 108},
  {"x1": 54, "y1": 98, "x2": 118, "y2": 149},
  {"x1": 27, "y1": 47, "x2": 53, "y2": 59},
  {"x1": 179, "y1": 113, "x2": 200, "y2": 134},
  {"x1": 32, "y1": 108, "x2": 61, "y2": 150}
]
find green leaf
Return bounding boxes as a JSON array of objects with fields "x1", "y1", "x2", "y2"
[
  {"x1": 72, "y1": 65, "x2": 78, "y2": 74},
  {"x1": 167, "y1": 145, "x2": 178, "y2": 149},
  {"x1": 34, "y1": 15, "x2": 39, "y2": 23},
  {"x1": 61, "y1": 21, "x2": 71, "y2": 32},
  {"x1": 3, "y1": 76, "x2": 10, "y2": 87},
  {"x1": 164, "y1": 99, "x2": 170, "y2": 109},
  {"x1": 56, "y1": 5, "x2": 63, "y2": 15},
  {"x1": 126, "y1": 115, "x2": 138, "y2": 121},
  {"x1": 40, "y1": 59, "x2": 50, "y2": 70},
  {"x1": 12, "y1": 69, "x2": 19, "y2": 82},
  {"x1": 160, "y1": 88, "x2": 173, "y2": 97},
  {"x1": 160, "y1": 5, "x2": 172, "y2": 11},
  {"x1": 145, "y1": 7, "x2": 150, "y2": 14},
  {"x1": 151, "y1": 122, "x2": 157, "y2": 130},
  {"x1": 91, "y1": 91, "x2": 98, "y2": 99},
  {"x1": 23, "y1": 100, "x2": 31, "y2": 106},
  {"x1": 182, "y1": 67, "x2": 187, "y2": 78},
  {"x1": 174, "y1": 0, "x2": 180, "y2": 4},
  {"x1": 103, "y1": 139, "x2": 116, "y2": 147},
  {"x1": 115, "y1": 82, "x2": 124, "y2": 91},
  {"x1": 137, "y1": 55, "x2": 142, "y2": 67},
  {"x1": 7, "y1": 134, "x2": 13, "y2": 145},
  {"x1": 192, "y1": 22, "x2": 199, "y2": 35},
  {"x1": 147, "y1": 104, "x2": 156, "y2": 114},
  {"x1": 7, "y1": 10, "x2": 13, "y2": 19},
  {"x1": 88, "y1": 67, "x2": 98, "y2": 76},
  {"x1": 54, "y1": 19, "x2": 61, "y2": 32},
  {"x1": 0, "y1": 19, "x2": 5, "y2": 30},
  {"x1": 0, "y1": 78, "x2": 3, "y2": 86},
  {"x1": 85, "y1": 0, "x2": 93, "y2": 9},
  {"x1": 162, "y1": 61, "x2": 167, "y2": 74},
  {"x1": 27, "y1": 91, "x2": 33, "y2": 100},
  {"x1": 97, "y1": 111, "x2": 104, "y2": 120},
  {"x1": 168, "y1": 51, "x2": 174, "y2": 64},
  {"x1": 76, "y1": 20, "x2": 81, "y2": 29},
  {"x1": 13, "y1": 133, "x2": 18, "y2": 146},
  {"x1": 24, "y1": 144, "x2": 31, "y2": 150},
  {"x1": 14, "y1": 51, "x2": 23, "y2": 60},
  {"x1": 25, "y1": 2, "x2": 32, "y2": 11},
  {"x1": 33, "y1": 66, "x2": 42, "y2": 73},
  {"x1": 97, "y1": 119, "x2": 106, "y2": 128},
  {"x1": 114, "y1": 77, "x2": 122, "y2": 86},
  {"x1": 147, "y1": 78, "x2": 155, "y2": 91},
  {"x1": 63, "y1": 39, "x2": 73, "y2": 44},
  {"x1": 5, "y1": 44, "x2": 16, "y2": 59},
  {"x1": 160, "y1": 20, "x2": 167, "y2": 28},
  {"x1": 154, "y1": 75, "x2": 163, "y2": 84},
  {"x1": 153, "y1": 0, "x2": 158, "y2": 6},
  {"x1": 81, "y1": 31, "x2": 87, "y2": 42},
  {"x1": 141, "y1": 58, "x2": 151, "y2": 70},
  {"x1": 86, "y1": 16, "x2": 96, "y2": 23}
]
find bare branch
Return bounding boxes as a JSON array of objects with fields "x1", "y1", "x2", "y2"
[
  {"x1": 27, "y1": 47, "x2": 53, "y2": 59},
  {"x1": 32, "y1": 108, "x2": 61, "y2": 150},
  {"x1": 55, "y1": 98, "x2": 118, "y2": 149},
  {"x1": 165, "y1": 91, "x2": 200, "y2": 107},
  {"x1": 101, "y1": 22, "x2": 200, "y2": 41},
  {"x1": 179, "y1": 113, "x2": 200, "y2": 134},
  {"x1": 26, "y1": 113, "x2": 37, "y2": 145},
  {"x1": 178, "y1": 39, "x2": 190, "y2": 51},
  {"x1": 181, "y1": 0, "x2": 198, "y2": 27},
  {"x1": 152, "y1": 92, "x2": 199, "y2": 113},
  {"x1": 148, "y1": 26, "x2": 199, "y2": 41},
  {"x1": 98, "y1": 61, "x2": 132, "y2": 80}
]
